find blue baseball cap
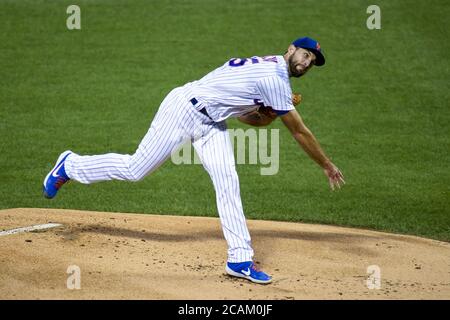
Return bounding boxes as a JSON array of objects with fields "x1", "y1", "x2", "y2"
[{"x1": 292, "y1": 37, "x2": 325, "y2": 66}]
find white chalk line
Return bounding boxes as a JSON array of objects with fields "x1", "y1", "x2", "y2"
[{"x1": 0, "y1": 223, "x2": 62, "y2": 236}]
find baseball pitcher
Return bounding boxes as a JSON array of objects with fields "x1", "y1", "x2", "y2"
[{"x1": 43, "y1": 37, "x2": 345, "y2": 284}]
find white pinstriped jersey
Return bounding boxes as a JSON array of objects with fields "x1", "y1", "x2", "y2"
[
  {"x1": 61, "y1": 54, "x2": 297, "y2": 264},
  {"x1": 182, "y1": 55, "x2": 295, "y2": 122}
]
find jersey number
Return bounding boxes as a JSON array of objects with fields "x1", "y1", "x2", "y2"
[{"x1": 228, "y1": 56, "x2": 278, "y2": 67}]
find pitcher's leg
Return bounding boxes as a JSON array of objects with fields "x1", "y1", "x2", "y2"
[
  {"x1": 52, "y1": 88, "x2": 189, "y2": 186},
  {"x1": 193, "y1": 123, "x2": 254, "y2": 263},
  {"x1": 65, "y1": 122, "x2": 186, "y2": 184}
]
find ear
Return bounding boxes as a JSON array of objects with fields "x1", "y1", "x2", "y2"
[{"x1": 287, "y1": 44, "x2": 297, "y2": 56}]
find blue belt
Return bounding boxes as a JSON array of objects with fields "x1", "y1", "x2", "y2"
[{"x1": 190, "y1": 98, "x2": 212, "y2": 119}]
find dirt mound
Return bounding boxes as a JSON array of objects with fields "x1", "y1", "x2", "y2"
[{"x1": 0, "y1": 208, "x2": 449, "y2": 299}]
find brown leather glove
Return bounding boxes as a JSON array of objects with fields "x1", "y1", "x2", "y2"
[
  {"x1": 257, "y1": 106, "x2": 278, "y2": 119},
  {"x1": 292, "y1": 93, "x2": 302, "y2": 106},
  {"x1": 258, "y1": 93, "x2": 302, "y2": 118}
]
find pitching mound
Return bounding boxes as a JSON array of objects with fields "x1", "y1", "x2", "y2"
[{"x1": 0, "y1": 208, "x2": 449, "y2": 299}]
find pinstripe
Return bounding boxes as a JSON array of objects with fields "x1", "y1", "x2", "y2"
[
  {"x1": 63, "y1": 54, "x2": 294, "y2": 263},
  {"x1": 183, "y1": 55, "x2": 294, "y2": 122},
  {"x1": 193, "y1": 124, "x2": 253, "y2": 262}
]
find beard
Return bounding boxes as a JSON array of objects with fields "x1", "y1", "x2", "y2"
[{"x1": 288, "y1": 55, "x2": 306, "y2": 78}]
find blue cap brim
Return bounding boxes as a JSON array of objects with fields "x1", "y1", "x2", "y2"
[
  {"x1": 303, "y1": 48, "x2": 325, "y2": 66},
  {"x1": 309, "y1": 49, "x2": 325, "y2": 67}
]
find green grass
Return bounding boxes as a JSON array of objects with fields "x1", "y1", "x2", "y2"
[{"x1": 1, "y1": 0, "x2": 449, "y2": 241}]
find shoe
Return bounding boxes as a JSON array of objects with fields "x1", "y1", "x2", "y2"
[
  {"x1": 226, "y1": 261, "x2": 272, "y2": 284},
  {"x1": 43, "y1": 150, "x2": 72, "y2": 199}
]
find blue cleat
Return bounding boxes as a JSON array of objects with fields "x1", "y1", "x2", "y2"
[
  {"x1": 43, "y1": 150, "x2": 72, "y2": 199},
  {"x1": 226, "y1": 261, "x2": 272, "y2": 284}
]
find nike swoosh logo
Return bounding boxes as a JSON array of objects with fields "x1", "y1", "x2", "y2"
[
  {"x1": 242, "y1": 268, "x2": 251, "y2": 276},
  {"x1": 51, "y1": 163, "x2": 64, "y2": 178}
]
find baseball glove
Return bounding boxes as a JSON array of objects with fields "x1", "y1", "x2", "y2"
[
  {"x1": 292, "y1": 93, "x2": 302, "y2": 106},
  {"x1": 258, "y1": 106, "x2": 278, "y2": 119},
  {"x1": 257, "y1": 93, "x2": 302, "y2": 118},
  {"x1": 237, "y1": 93, "x2": 303, "y2": 126}
]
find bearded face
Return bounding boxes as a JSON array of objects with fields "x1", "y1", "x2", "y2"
[{"x1": 288, "y1": 47, "x2": 316, "y2": 78}]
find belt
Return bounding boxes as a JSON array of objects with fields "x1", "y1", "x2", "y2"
[{"x1": 190, "y1": 98, "x2": 212, "y2": 120}]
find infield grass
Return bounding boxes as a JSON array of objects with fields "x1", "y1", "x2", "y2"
[{"x1": 1, "y1": 0, "x2": 449, "y2": 241}]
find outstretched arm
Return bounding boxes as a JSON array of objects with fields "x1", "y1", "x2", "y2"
[{"x1": 280, "y1": 109, "x2": 345, "y2": 190}]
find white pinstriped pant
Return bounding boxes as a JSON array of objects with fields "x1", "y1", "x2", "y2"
[{"x1": 64, "y1": 86, "x2": 254, "y2": 263}]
